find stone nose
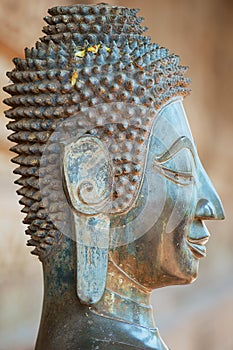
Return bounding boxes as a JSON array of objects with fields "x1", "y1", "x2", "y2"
[
  {"x1": 195, "y1": 162, "x2": 225, "y2": 221},
  {"x1": 195, "y1": 199, "x2": 224, "y2": 220}
]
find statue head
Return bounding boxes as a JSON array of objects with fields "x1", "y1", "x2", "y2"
[{"x1": 4, "y1": 3, "x2": 224, "y2": 307}]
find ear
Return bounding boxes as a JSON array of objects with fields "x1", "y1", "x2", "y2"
[{"x1": 62, "y1": 135, "x2": 112, "y2": 304}]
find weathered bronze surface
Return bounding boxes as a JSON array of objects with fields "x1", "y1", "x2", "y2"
[{"x1": 4, "y1": 3, "x2": 224, "y2": 349}]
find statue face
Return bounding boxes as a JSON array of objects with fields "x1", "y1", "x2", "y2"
[{"x1": 110, "y1": 98, "x2": 224, "y2": 289}]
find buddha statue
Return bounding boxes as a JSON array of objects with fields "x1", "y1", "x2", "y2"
[{"x1": 4, "y1": 3, "x2": 224, "y2": 350}]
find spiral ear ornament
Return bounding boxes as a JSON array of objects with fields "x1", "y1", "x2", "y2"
[{"x1": 63, "y1": 135, "x2": 112, "y2": 304}]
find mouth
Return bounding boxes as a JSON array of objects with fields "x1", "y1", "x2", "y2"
[{"x1": 187, "y1": 236, "x2": 209, "y2": 258}]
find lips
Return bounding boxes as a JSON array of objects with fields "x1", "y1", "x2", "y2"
[
  {"x1": 187, "y1": 236, "x2": 209, "y2": 258},
  {"x1": 187, "y1": 221, "x2": 210, "y2": 259}
]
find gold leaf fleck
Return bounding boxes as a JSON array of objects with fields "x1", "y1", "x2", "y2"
[
  {"x1": 71, "y1": 71, "x2": 79, "y2": 86},
  {"x1": 74, "y1": 50, "x2": 86, "y2": 58},
  {"x1": 87, "y1": 44, "x2": 100, "y2": 53}
]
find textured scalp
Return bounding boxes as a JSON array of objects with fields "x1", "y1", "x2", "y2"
[{"x1": 3, "y1": 3, "x2": 190, "y2": 260}]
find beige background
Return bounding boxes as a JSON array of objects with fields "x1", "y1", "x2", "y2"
[{"x1": 0, "y1": 0, "x2": 232, "y2": 349}]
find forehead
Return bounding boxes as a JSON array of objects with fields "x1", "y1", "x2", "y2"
[{"x1": 151, "y1": 98, "x2": 194, "y2": 155}]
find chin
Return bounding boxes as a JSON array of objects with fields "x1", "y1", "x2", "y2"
[
  {"x1": 148, "y1": 263, "x2": 199, "y2": 290},
  {"x1": 156, "y1": 252, "x2": 200, "y2": 288},
  {"x1": 174, "y1": 257, "x2": 200, "y2": 286},
  {"x1": 179, "y1": 270, "x2": 198, "y2": 285}
]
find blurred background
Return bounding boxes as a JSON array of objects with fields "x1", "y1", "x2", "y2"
[{"x1": 0, "y1": 0, "x2": 232, "y2": 349}]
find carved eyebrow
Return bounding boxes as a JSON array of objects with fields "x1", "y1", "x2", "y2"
[{"x1": 154, "y1": 136, "x2": 196, "y2": 165}]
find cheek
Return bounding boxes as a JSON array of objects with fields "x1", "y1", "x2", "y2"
[
  {"x1": 144, "y1": 171, "x2": 167, "y2": 229},
  {"x1": 146, "y1": 166, "x2": 196, "y2": 232}
]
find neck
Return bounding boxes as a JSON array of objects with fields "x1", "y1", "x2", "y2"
[{"x1": 92, "y1": 257, "x2": 156, "y2": 329}]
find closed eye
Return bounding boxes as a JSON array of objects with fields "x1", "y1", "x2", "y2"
[
  {"x1": 153, "y1": 163, "x2": 194, "y2": 186},
  {"x1": 153, "y1": 136, "x2": 196, "y2": 186}
]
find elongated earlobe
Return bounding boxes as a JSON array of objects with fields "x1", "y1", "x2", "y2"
[
  {"x1": 74, "y1": 213, "x2": 110, "y2": 304},
  {"x1": 62, "y1": 136, "x2": 112, "y2": 304}
]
